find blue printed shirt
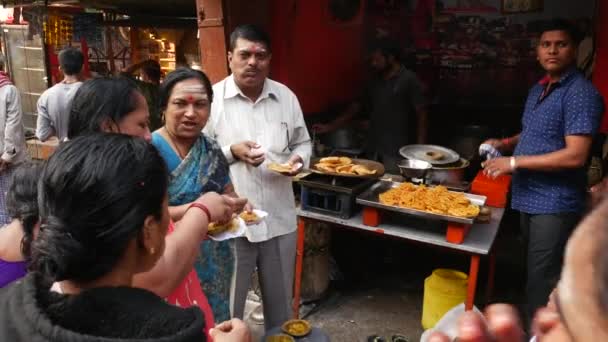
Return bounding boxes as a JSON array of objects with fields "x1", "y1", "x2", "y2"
[{"x1": 512, "y1": 68, "x2": 604, "y2": 214}]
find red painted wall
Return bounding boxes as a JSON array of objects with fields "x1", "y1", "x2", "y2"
[
  {"x1": 269, "y1": 0, "x2": 364, "y2": 114},
  {"x1": 594, "y1": 0, "x2": 608, "y2": 133}
]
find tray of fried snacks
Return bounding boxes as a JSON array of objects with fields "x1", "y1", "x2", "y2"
[
  {"x1": 207, "y1": 216, "x2": 246, "y2": 241},
  {"x1": 357, "y1": 181, "x2": 486, "y2": 225},
  {"x1": 310, "y1": 156, "x2": 385, "y2": 178}
]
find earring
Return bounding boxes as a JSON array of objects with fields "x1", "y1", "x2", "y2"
[{"x1": 149, "y1": 247, "x2": 156, "y2": 255}]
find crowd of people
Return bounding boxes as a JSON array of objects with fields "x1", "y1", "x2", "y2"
[
  {"x1": 0, "y1": 17, "x2": 607, "y2": 342},
  {"x1": 0, "y1": 24, "x2": 310, "y2": 342}
]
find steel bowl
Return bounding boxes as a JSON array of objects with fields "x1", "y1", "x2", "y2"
[{"x1": 397, "y1": 159, "x2": 432, "y2": 180}]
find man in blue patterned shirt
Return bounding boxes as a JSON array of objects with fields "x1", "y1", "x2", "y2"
[{"x1": 482, "y1": 19, "x2": 604, "y2": 321}]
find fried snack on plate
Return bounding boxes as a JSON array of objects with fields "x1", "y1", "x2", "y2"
[
  {"x1": 319, "y1": 156, "x2": 341, "y2": 164},
  {"x1": 315, "y1": 163, "x2": 337, "y2": 173},
  {"x1": 207, "y1": 218, "x2": 239, "y2": 236},
  {"x1": 267, "y1": 162, "x2": 292, "y2": 173},
  {"x1": 335, "y1": 164, "x2": 354, "y2": 173},
  {"x1": 239, "y1": 211, "x2": 261, "y2": 225},
  {"x1": 352, "y1": 164, "x2": 377, "y2": 175}
]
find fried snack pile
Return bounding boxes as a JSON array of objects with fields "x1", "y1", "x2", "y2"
[
  {"x1": 208, "y1": 218, "x2": 239, "y2": 236},
  {"x1": 314, "y1": 156, "x2": 377, "y2": 176},
  {"x1": 379, "y1": 182, "x2": 480, "y2": 218}
]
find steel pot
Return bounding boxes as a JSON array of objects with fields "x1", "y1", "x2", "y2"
[
  {"x1": 428, "y1": 158, "x2": 470, "y2": 184},
  {"x1": 321, "y1": 127, "x2": 360, "y2": 150}
]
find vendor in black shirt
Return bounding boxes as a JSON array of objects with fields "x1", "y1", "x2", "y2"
[{"x1": 313, "y1": 39, "x2": 428, "y2": 172}]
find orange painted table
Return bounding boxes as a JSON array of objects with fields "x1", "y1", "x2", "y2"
[{"x1": 292, "y1": 207, "x2": 504, "y2": 318}]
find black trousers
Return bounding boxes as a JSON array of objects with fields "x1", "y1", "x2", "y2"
[{"x1": 520, "y1": 212, "x2": 580, "y2": 321}]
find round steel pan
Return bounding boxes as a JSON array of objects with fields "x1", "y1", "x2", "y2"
[{"x1": 399, "y1": 144, "x2": 460, "y2": 165}]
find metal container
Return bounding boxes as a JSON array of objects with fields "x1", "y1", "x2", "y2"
[
  {"x1": 396, "y1": 159, "x2": 432, "y2": 180},
  {"x1": 429, "y1": 158, "x2": 470, "y2": 184},
  {"x1": 356, "y1": 180, "x2": 487, "y2": 225}
]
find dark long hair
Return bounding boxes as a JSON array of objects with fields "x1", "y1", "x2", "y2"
[
  {"x1": 6, "y1": 162, "x2": 42, "y2": 259},
  {"x1": 68, "y1": 77, "x2": 141, "y2": 139},
  {"x1": 30, "y1": 133, "x2": 168, "y2": 283},
  {"x1": 159, "y1": 68, "x2": 214, "y2": 112}
]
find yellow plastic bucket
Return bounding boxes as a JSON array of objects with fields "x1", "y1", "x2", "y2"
[{"x1": 421, "y1": 268, "x2": 468, "y2": 329}]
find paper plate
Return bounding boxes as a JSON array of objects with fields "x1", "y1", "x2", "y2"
[{"x1": 208, "y1": 217, "x2": 246, "y2": 241}]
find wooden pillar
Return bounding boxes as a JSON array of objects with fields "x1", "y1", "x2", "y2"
[{"x1": 196, "y1": 0, "x2": 229, "y2": 83}]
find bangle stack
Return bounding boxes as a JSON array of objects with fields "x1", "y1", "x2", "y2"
[{"x1": 188, "y1": 202, "x2": 211, "y2": 222}]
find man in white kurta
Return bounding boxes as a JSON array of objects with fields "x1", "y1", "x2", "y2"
[{"x1": 205, "y1": 25, "x2": 311, "y2": 330}]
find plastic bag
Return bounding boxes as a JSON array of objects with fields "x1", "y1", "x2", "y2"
[{"x1": 419, "y1": 303, "x2": 483, "y2": 342}]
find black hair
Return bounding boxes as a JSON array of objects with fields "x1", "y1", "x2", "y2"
[
  {"x1": 142, "y1": 60, "x2": 161, "y2": 84},
  {"x1": 68, "y1": 77, "x2": 141, "y2": 139},
  {"x1": 370, "y1": 38, "x2": 402, "y2": 61},
  {"x1": 540, "y1": 18, "x2": 583, "y2": 45},
  {"x1": 30, "y1": 133, "x2": 168, "y2": 283},
  {"x1": 6, "y1": 162, "x2": 42, "y2": 259},
  {"x1": 159, "y1": 67, "x2": 213, "y2": 111},
  {"x1": 229, "y1": 24, "x2": 272, "y2": 52},
  {"x1": 58, "y1": 48, "x2": 84, "y2": 76}
]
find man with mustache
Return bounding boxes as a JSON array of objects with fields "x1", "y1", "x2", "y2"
[
  {"x1": 312, "y1": 39, "x2": 428, "y2": 172},
  {"x1": 482, "y1": 18, "x2": 604, "y2": 322},
  {"x1": 205, "y1": 25, "x2": 311, "y2": 330}
]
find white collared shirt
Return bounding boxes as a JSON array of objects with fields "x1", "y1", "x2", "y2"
[{"x1": 205, "y1": 75, "x2": 311, "y2": 242}]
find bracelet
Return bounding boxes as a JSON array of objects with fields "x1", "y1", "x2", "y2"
[
  {"x1": 510, "y1": 156, "x2": 517, "y2": 171},
  {"x1": 188, "y1": 202, "x2": 211, "y2": 222},
  {"x1": 501, "y1": 137, "x2": 511, "y2": 147}
]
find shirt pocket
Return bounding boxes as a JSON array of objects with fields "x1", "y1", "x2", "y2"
[{"x1": 265, "y1": 122, "x2": 290, "y2": 156}]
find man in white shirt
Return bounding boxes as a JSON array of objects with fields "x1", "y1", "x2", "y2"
[
  {"x1": 205, "y1": 25, "x2": 311, "y2": 330},
  {"x1": 36, "y1": 47, "x2": 83, "y2": 142}
]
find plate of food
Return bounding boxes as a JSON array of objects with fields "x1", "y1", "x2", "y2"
[
  {"x1": 207, "y1": 216, "x2": 246, "y2": 241},
  {"x1": 266, "y1": 334, "x2": 295, "y2": 342},
  {"x1": 310, "y1": 156, "x2": 384, "y2": 178},
  {"x1": 267, "y1": 162, "x2": 303, "y2": 175},
  {"x1": 239, "y1": 209, "x2": 268, "y2": 226},
  {"x1": 282, "y1": 319, "x2": 312, "y2": 337}
]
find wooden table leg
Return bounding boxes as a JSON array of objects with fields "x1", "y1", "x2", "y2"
[
  {"x1": 486, "y1": 251, "x2": 496, "y2": 304},
  {"x1": 293, "y1": 217, "x2": 306, "y2": 318},
  {"x1": 466, "y1": 255, "x2": 481, "y2": 311}
]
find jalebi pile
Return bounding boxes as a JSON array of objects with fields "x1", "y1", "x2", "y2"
[{"x1": 379, "y1": 182, "x2": 480, "y2": 218}]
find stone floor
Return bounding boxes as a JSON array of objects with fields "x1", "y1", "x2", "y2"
[{"x1": 244, "y1": 209, "x2": 526, "y2": 342}]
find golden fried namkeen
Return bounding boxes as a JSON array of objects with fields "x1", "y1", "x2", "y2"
[{"x1": 379, "y1": 182, "x2": 480, "y2": 218}]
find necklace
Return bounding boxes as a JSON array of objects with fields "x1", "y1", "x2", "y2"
[{"x1": 164, "y1": 128, "x2": 189, "y2": 160}]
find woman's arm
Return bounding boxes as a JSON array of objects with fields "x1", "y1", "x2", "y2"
[
  {"x1": 132, "y1": 206, "x2": 207, "y2": 297},
  {"x1": 132, "y1": 192, "x2": 235, "y2": 297}
]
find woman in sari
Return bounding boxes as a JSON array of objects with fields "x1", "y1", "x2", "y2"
[
  {"x1": 68, "y1": 77, "x2": 247, "y2": 338},
  {"x1": 152, "y1": 68, "x2": 240, "y2": 322}
]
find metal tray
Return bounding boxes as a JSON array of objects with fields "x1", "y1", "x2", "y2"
[
  {"x1": 399, "y1": 144, "x2": 460, "y2": 165},
  {"x1": 309, "y1": 158, "x2": 385, "y2": 179},
  {"x1": 356, "y1": 181, "x2": 487, "y2": 225}
]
